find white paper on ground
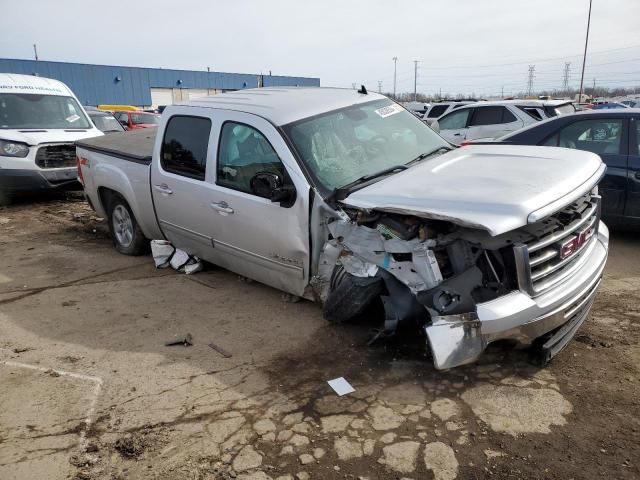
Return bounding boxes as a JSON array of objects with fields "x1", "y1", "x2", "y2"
[{"x1": 327, "y1": 377, "x2": 355, "y2": 396}]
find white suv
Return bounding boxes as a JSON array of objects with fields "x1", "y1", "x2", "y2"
[
  {"x1": 422, "y1": 101, "x2": 476, "y2": 125},
  {"x1": 432, "y1": 100, "x2": 575, "y2": 145}
]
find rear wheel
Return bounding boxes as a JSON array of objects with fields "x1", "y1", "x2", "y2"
[{"x1": 106, "y1": 194, "x2": 147, "y2": 255}]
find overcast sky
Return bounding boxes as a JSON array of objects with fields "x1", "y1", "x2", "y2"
[{"x1": 1, "y1": 0, "x2": 638, "y2": 96}]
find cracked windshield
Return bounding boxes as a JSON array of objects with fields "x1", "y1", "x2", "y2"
[{"x1": 284, "y1": 99, "x2": 448, "y2": 190}]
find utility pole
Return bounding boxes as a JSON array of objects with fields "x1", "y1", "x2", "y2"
[
  {"x1": 413, "y1": 60, "x2": 419, "y2": 101},
  {"x1": 501, "y1": 86, "x2": 504, "y2": 99},
  {"x1": 527, "y1": 65, "x2": 535, "y2": 97},
  {"x1": 592, "y1": 77, "x2": 596, "y2": 96},
  {"x1": 392, "y1": 56, "x2": 398, "y2": 99},
  {"x1": 562, "y1": 62, "x2": 571, "y2": 92},
  {"x1": 33, "y1": 44, "x2": 38, "y2": 61},
  {"x1": 579, "y1": 0, "x2": 593, "y2": 102},
  {"x1": 378, "y1": 81, "x2": 382, "y2": 93}
]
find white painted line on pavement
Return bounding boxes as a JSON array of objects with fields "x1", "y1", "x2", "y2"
[{"x1": 0, "y1": 358, "x2": 104, "y2": 452}]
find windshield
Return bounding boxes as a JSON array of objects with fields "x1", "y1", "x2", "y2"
[
  {"x1": 130, "y1": 113, "x2": 159, "y2": 125},
  {"x1": 91, "y1": 114, "x2": 125, "y2": 132},
  {"x1": 0, "y1": 93, "x2": 92, "y2": 129},
  {"x1": 282, "y1": 99, "x2": 449, "y2": 191}
]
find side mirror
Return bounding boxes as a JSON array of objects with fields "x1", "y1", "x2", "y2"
[
  {"x1": 250, "y1": 172, "x2": 296, "y2": 207},
  {"x1": 122, "y1": 125, "x2": 129, "y2": 131}
]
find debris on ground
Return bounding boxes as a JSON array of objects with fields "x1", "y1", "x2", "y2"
[
  {"x1": 151, "y1": 239, "x2": 203, "y2": 274},
  {"x1": 164, "y1": 333, "x2": 193, "y2": 347},
  {"x1": 114, "y1": 434, "x2": 147, "y2": 459},
  {"x1": 327, "y1": 377, "x2": 355, "y2": 396},
  {"x1": 208, "y1": 342, "x2": 232, "y2": 358}
]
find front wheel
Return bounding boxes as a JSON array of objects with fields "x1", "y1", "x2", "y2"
[{"x1": 107, "y1": 194, "x2": 147, "y2": 255}]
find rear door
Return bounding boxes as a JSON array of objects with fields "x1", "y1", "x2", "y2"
[
  {"x1": 150, "y1": 108, "x2": 218, "y2": 260},
  {"x1": 625, "y1": 116, "x2": 640, "y2": 219},
  {"x1": 543, "y1": 117, "x2": 628, "y2": 218},
  {"x1": 435, "y1": 108, "x2": 471, "y2": 144},
  {"x1": 466, "y1": 106, "x2": 523, "y2": 140}
]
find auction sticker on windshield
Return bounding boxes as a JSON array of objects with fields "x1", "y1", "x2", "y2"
[{"x1": 374, "y1": 103, "x2": 404, "y2": 118}]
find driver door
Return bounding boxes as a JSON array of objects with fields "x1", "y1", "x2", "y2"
[{"x1": 203, "y1": 111, "x2": 311, "y2": 296}]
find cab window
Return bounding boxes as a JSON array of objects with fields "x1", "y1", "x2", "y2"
[
  {"x1": 217, "y1": 122, "x2": 285, "y2": 194},
  {"x1": 161, "y1": 115, "x2": 211, "y2": 180}
]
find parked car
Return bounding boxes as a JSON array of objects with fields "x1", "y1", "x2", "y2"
[
  {"x1": 496, "y1": 109, "x2": 640, "y2": 228},
  {"x1": 404, "y1": 101, "x2": 431, "y2": 117},
  {"x1": 422, "y1": 100, "x2": 476, "y2": 125},
  {"x1": 621, "y1": 99, "x2": 639, "y2": 108},
  {"x1": 591, "y1": 102, "x2": 630, "y2": 110},
  {"x1": 0, "y1": 73, "x2": 103, "y2": 205},
  {"x1": 77, "y1": 87, "x2": 608, "y2": 370},
  {"x1": 113, "y1": 111, "x2": 160, "y2": 130},
  {"x1": 432, "y1": 100, "x2": 575, "y2": 145},
  {"x1": 88, "y1": 110, "x2": 126, "y2": 134}
]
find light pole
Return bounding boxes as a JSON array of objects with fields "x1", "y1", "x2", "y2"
[
  {"x1": 578, "y1": 0, "x2": 593, "y2": 102},
  {"x1": 392, "y1": 57, "x2": 398, "y2": 99}
]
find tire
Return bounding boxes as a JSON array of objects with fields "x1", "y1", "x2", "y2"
[
  {"x1": 323, "y1": 265, "x2": 384, "y2": 323},
  {"x1": 0, "y1": 190, "x2": 11, "y2": 207},
  {"x1": 106, "y1": 194, "x2": 147, "y2": 255}
]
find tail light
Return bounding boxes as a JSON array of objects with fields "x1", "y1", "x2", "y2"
[{"x1": 76, "y1": 156, "x2": 85, "y2": 185}]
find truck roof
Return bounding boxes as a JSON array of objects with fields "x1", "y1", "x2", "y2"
[
  {"x1": 179, "y1": 87, "x2": 388, "y2": 126},
  {"x1": 0, "y1": 73, "x2": 74, "y2": 96}
]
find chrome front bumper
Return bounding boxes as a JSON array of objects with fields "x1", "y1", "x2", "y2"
[{"x1": 425, "y1": 221, "x2": 609, "y2": 370}]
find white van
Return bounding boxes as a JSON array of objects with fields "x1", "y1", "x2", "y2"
[{"x1": 0, "y1": 73, "x2": 103, "y2": 205}]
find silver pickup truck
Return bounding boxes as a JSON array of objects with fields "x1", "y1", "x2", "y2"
[{"x1": 76, "y1": 87, "x2": 609, "y2": 369}]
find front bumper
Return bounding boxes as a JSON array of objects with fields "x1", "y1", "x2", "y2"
[
  {"x1": 425, "y1": 221, "x2": 609, "y2": 369},
  {"x1": 0, "y1": 167, "x2": 80, "y2": 194}
]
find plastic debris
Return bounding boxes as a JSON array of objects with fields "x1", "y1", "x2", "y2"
[
  {"x1": 151, "y1": 240, "x2": 203, "y2": 274},
  {"x1": 208, "y1": 342, "x2": 232, "y2": 358}
]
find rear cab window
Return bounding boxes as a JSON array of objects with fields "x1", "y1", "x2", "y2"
[{"x1": 161, "y1": 115, "x2": 212, "y2": 180}]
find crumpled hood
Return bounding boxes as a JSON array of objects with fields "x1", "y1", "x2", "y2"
[
  {"x1": 341, "y1": 144, "x2": 605, "y2": 236},
  {"x1": 0, "y1": 128, "x2": 102, "y2": 146}
]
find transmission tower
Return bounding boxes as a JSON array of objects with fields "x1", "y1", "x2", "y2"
[
  {"x1": 526, "y1": 65, "x2": 535, "y2": 96},
  {"x1": 562, "y1": 62, "x2": 571, "y2": 91},
  {"x1": 378, "y1": 81, "x2": 382, "y2": 93}
]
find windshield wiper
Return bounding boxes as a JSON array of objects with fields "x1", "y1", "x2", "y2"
[
  {"x1": 406, "y1": 146, "x2": 452, "y2": 165},
  {"x1": 332, "y1": 165, "x2": 409, "y2": 201}
]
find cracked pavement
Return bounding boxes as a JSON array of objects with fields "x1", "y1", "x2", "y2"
[{"x1": 0, "y1": 195, "x2": 639, "y2": 480}]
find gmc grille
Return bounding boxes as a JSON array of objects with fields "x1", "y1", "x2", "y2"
[
  {"x1": 35, "y1": 144, "x2": 76, "y2": 169},
  {"x1": 513, "y1": 192, "x2": 601, "y2": 296}
]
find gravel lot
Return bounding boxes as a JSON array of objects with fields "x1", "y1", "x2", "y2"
[{"x1": 0, "y1": 193, "x2": 638, "y2": 480}]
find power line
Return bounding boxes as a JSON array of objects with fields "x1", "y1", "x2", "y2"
[{"x1": 418, "y1": 44, "x2": 640, "y2": 70}]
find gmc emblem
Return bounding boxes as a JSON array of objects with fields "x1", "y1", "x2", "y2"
[{"x1": 558, "y1": 225, "x2": 595, "y2": 260}]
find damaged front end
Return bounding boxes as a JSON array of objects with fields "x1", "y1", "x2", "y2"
[{"x1": 317, "y1": 209, "x2": 519, "y2": 369}]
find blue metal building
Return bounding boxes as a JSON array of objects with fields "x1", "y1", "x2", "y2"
[{"x1": 0, "y1": 58, "x2": 320, "y2": 107}]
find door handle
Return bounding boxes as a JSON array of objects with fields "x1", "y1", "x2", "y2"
[
  {"x1": 154, "y1": 183, "x2": 173, "y2": 195},
  {"x1": 453, "y1": 133, "x2": 462, "y2": 136},
  {"x1": 210, "y1": 200, "x2": 234, "y2": 214}
]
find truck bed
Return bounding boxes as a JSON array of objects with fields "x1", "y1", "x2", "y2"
[{"x1": 76, "y1": 129, "x2": 156, "y2": 164}]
